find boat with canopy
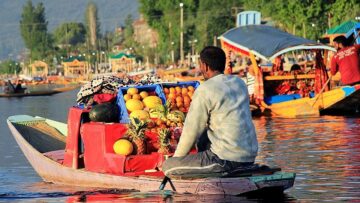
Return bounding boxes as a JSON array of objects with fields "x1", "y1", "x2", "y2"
[{"x1": 220, "y1": 24, "x2": 360, "y2": 117}]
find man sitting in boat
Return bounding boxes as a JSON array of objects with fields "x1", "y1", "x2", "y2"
[
  {"x1": 14, "y1": 80, "x2": 26, "y2": 93},
  {"x1": 4, "y1": 80, "x2": 16, "y2": 94},
  {"x1": 162, "y1": 46, "x2": 258, "y2": 177},
  {"x1": 331, "y1": 35, "x2": 360, "y2": 86}
]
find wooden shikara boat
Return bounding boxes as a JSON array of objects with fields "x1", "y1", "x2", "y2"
[
  {"x1": 260, "y1": 83, "x2": 360, "y2": 117},
  {"x1": 0, "y1": 85, "x2": 79, "y2": 98},
  {"x1": 7, "y1": 115, "x2": 295, "y2": 195},
  {"x1": 219, "y1": 24, "x2": 360, "y2": 117}
]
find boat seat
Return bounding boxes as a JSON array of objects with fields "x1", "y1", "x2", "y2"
[
  {"x1": 44, "y1": 150, "x2": 65, "y2": 164},
  {"x1": 264, "y1": 94, "x2": 301, "y2": 104},
  {"x1": 169, "y1": 164, "x2": 281, "y2": 179}
]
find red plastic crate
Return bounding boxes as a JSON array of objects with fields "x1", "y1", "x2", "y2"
[
  {"x1": 81, "y1": 122, "x2": 128, "y2": 174},
  {"x1": 81, "y1": 122, "x2": 165, "y2": 175}
]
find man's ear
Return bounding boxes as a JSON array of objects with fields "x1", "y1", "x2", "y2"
[{"x1": 205, "y1": 63, "x2": 209, "y2": 72}]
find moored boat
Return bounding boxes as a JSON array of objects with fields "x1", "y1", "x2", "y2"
[
  {"x1": 219, "y1": 23, "x2": 360, "y2": 117},
  {"x1": 0, "y1": 85, "x2": 79, "y2": 98},
  {"x1": 7, "y1": 114, "x2": 295, "y2": 195}
]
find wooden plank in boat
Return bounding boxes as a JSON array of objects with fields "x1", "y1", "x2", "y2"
[{"x1": 264, "y1": 74, "x2": 315, "y2": 81}]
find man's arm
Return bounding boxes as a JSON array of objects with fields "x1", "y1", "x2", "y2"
[
  {"x1": 173, "y1": 88, "x2": 209, "y2": 157},
  {"x1": 330, "y1": 55, "x2": 338, "y2": 76},
  {"x1": 355, "y1": 44, "x2": 360, "y2": 52}
]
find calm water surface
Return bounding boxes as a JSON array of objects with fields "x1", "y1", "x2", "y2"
[{"x1": 0, "y1": 89, "x2": 359, "y2": 202}]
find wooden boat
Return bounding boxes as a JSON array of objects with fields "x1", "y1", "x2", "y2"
[
  {"x1": 7, "y1": 115, "x2": 295, "y2": 195},
  {"x1": 219, "y1": 24, "x2": 360, "y2": 117},
  {"x1": 319, "y1": 85, "x2": 360, "y2": 115},
  {"x1": 0, "y1": 85, "x2": 79, "y2": 98}
]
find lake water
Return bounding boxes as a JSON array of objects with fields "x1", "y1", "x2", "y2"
[{"x1": 0, "y1": 89, "x2": 359, "y2": 202}]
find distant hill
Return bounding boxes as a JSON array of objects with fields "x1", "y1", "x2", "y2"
[{"x1": 0, "y1": 0, "x2": 139, "y2": 60}]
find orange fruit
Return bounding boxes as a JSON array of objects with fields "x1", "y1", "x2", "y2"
[
  {"x1": 139, "y1": 91, "x2": 149, "y2": 99},
  {"x1": 175, "y1": 87, "x2": 181, "y2": 94},
  {"x1": 124, "y1": 94, "x2": 132, "y2": 101},
  {"x1": 187, "y1": 91, "x2": 193, "y2": 99},
  {"x1": 184, "y1": 101, "x2": 191, "y2": 108},
  {"x1": 156, "y1": 119, "x2": 163, "y2": 126},
  {"x1": 169, "y1": 87, "x2": 176, "y2": 94},
  {"x1": 132, "y1": 94, "x2": 141, "y2": 100},
  {"x1": 164, "y1": 88, "x2": 170, "y2": 94},
  {"x1": 181, "y1": 88, "x2": 188, "y2": 95},
  {"x1": 187, "y1": 86, "x2": 195, "y2": 92},
  {"x1": 179, "y1": 107, "x2": 186, "y2": 112},
  {"x1": 183, "y1": 95, "x2": 191, "y2": 104},
  {"x1": 176, "y1": 96, "x2": 183, "y2": 103},
  {"x1": 168, "y1": 93, "x2": 176, "y2": 100},
  {"x1": 176, "y1": 101, "x2": 183, "y2": 108}
]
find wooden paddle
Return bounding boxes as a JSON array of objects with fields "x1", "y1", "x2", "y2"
[
  {"x1": 311, "y1": 75, "x2": 332, "y2": 107},
  {"x1": 159, "y1": 176, "x2": 176, "y2": 191}
]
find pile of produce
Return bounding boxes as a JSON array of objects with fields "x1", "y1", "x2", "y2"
[
  {"x1": 76, "y1": 78, "x2": 199, "y2": 157},
  {"x1": 124, "y1": 87, "x2": 163, "y2": 121},
  {"x1": 163, "y1": 85, "x2": 195, "y2": 112}
]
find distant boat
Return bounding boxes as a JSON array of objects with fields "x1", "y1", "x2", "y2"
[
  {"x1": 220, "y1": 25, "x2": 360, "y2": 117},
  {"x1": 7, "y1": 115, "x2": 295, "y2": 195},
  {"x1": 0, "y1": 85, "x2": 79, "y2": 98}
]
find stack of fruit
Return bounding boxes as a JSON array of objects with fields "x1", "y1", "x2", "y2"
[
  {"x1": 123, "y1": 87, "x2": 163, "y2": 121},
  {"x1": 148, "y1": 102, "x2": 185, "y2": 130},
  {"x1": 163, "y1": 86, "x2": 195, "y2": 112}
]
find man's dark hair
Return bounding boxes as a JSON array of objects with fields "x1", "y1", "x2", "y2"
[
  {"x1": 200, "y1": 46, "x2": 226, "y2": 72},
  {"x1": 333, "y1": 35, "x2": 348, "y2": 46},
  {"x1": 290, "y1": 64, "x2": 301, "y2": 71}
]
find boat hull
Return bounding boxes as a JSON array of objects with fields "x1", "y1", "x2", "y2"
[
  {"x1": 261, "y1": 85, "x2": 360, "y2": 117},
  {"x1": 7, "y1": 116, "x2": 295, "y2": 195},
  {"x1": 320, "y1": 87, "x2": 360, "y2": 115},
  {"x1": 0, "y1": 85, "x2": 79, "y2": 97}
]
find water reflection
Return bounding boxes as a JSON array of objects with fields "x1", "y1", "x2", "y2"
[{"x1": 253, "y1": 116, "x2": 360, "y2": 201}]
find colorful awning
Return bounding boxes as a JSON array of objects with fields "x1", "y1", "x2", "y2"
[{"x1": 220, "y1": 25, "x2": 336, "y2": 61}]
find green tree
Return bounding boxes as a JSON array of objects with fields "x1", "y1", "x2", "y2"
[
  {"x1": 85, "y1": 1, "x2": 101, "y2": 49},
  {"x1": 0, "y1": 60, "x2": 21, "y2": 74},
  {"x1": 123, "y1": 14, "x2": 136, "y2": 48},
  {"x1": 195, "y1": 0, "x2": 241, "y2": 49},
  {"x1": 19, "y1": 0, "x2": 52, "y2": 60},
  {"x1": 53, "y1": 22, "x2": 86, "y2": 46},
  {"x1": 329, "y1": 0, "x2": 360, "y2": 26}
]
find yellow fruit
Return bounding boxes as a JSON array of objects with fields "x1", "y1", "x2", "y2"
[
  {"x1": 124, "y1": 94, "x2": 132, "y2": 101},
  {"x1": 130, "y1": 110, "x2": 150, "y2": 120},
  {"x1": 139, "y1": 91, "x2": 149, "y2": 99},
  {"x1": 126, "y1": 99, "x2": 144, "y2": 112},
  {"x1": 113, "y1": 139, "x2": 133, "y2": 156},
  {"x1": 143, "y1": 96, "x2": 162, "y2": 109},
  {"x1": 127, "y1": 87, "x2": 138, "y2": 95},
  {"x1": 132, "y1": 94, "x2": 141, "y2": 100}
]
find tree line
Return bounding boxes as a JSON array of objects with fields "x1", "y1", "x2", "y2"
[
  {"x1": 139, "y1": 0, "x2": 359, "y2": 62},
  {"x1": 2, "y1": 0, "x2": 358, "y2": 74}
]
